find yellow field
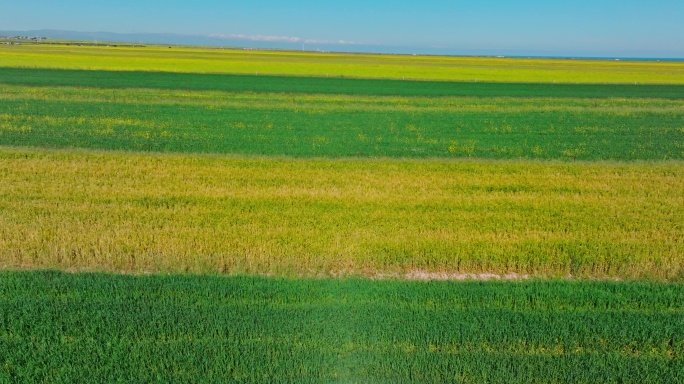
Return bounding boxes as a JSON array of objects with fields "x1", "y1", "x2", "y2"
[
  {"x1": 2, "y1": 147, "x2": 682, "y2": 279},
  {"x1": 2, "y1": 44, "x2": 683, "y2": 83}
]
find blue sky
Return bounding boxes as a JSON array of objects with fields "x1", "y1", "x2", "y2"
[{"x1": 2, "y1": 0, "x2": 683, "y2": 57}]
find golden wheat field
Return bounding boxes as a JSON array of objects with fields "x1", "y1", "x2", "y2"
[
  {"x1": 1, "y1": 148, "x2": 682, "y2": 279},
  {"x1": 2, "y1": 44, "x2": 684, "y2": 83}
]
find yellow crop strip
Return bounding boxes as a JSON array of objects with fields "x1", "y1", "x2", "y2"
[
  {"x1": 2, "y1": 44, "x2": 683, "y2": 83},
  {"x1": 2, "y1": 148, "x2": 682, "y2": 280}
]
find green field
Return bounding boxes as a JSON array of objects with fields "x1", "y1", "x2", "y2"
[
  {"x1": 1, "y1": 272, "x2": 683, "y2": 383},
  {"x1": 4, "y1": 68, "x2": 684, "y2": 98},
  {"x1": 2, "y1": 44, "x2": 684, "y2": 83},
  {"x1": 1, "y1": 71, "x2": 683, "y2": 160},
  {"x1": 2, "y1": 45, "x2": 684, "y2": 382}
]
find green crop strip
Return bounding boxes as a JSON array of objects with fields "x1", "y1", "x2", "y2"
[
  {"x1": 3, "y1": 68, "x2": 684, "y2": 98},
  {"x1": 1, "y1": 271, "x2": 682, "y2": 382},
  {"x1": 1, "y1": 83, "x2": 682, "y2": 160}
]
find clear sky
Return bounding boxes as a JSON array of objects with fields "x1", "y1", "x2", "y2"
[{"x1": 2, "y1": 0, "x2": 683, "y2": 57}]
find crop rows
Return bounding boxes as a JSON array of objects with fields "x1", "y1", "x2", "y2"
[
  {"x1": 1, "y1": 271, "x2": 682, "y2": 382},
  {"x1": 1, "y1": 83, "x2": 683, "y2": 160},
  {"x1": 2, "y1": 148, "x2": 682, "y2": 279},
  {"x1": 2, "y1": 44, "x2": 684, "y2": 83},
  {"x1": 3, "y1": 68, "x2": 684, "y2": 98},
  {"x1": 2, "y1": 46, "x2": 683, "y2": 383}
]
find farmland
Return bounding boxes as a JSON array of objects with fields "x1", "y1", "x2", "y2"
[
  {"x1": 1, "y1": 148, "x2": 683, "y2": 280},
  {"x1": 3, "y1": 68, "x2": 684, "y2": 98},
  {"x1": 1, "y1": 74, "x2": 683, "y2": 160},
  {"x1": 2, "y1": 44, "x2": 684, "y2": 83},
  {"x1": 1, "y1": 271, "x2": 683, "y2": 382},
  {"x1": 1, "y1": 44, "x2": 684, "y2": 381}
]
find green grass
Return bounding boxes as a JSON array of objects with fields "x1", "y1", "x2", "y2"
[
  {"x1": 2, "y1": 148, "x2": 682, "y2": 280},
  {"x1": 1, "y1": 82, "x2": 683, "y2": 160},
  {"x1": 1, "y1": 271, "x2": 682, "y2": 383},
  {"x1": 2, "y1": 44, "x2": 684, "y2": 83},
  {"x1": 4, "y1": 68, "x2": 684, "y2": 98}
]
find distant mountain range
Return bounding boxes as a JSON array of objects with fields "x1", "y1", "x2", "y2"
[{"x1": 1, "y1": 29, "x2": 682, "y2": 59}]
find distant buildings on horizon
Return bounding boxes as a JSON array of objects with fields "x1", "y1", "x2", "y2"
[{"x1": 1, "y1": 35, "x2": 49, "y2": 44}]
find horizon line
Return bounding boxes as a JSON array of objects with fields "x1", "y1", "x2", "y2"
[{"x1": 2, "y1": 28, "x2": 683, "y2": 61}]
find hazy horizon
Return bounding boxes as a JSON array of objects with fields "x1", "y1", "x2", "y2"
[
  {"x1": 2, "y1": 1, "x2": 683, "y2": 59},
  {"x1": 3, "y1": 29, "x2": 684, "y2": 60}
]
